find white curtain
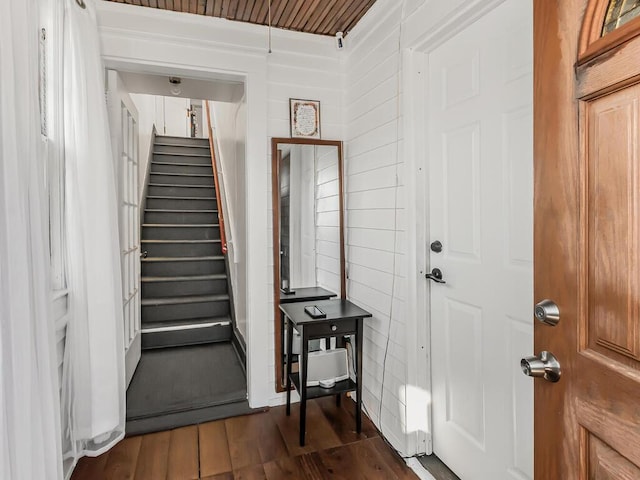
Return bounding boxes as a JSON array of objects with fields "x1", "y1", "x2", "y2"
[
  {"x1": 0, "y1": 0, "x2": 64, "y2": 479},
  {"x1": 61, "y1": 0, "x2": 126, "y2": 464}
]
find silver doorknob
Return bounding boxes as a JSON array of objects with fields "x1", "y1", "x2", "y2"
[
  {"x1": 521, "y1": 351, "x2": 561, "y2": 382},
  {"x1": 534, "y1": 299, "x2": 560, "y2": 326}
]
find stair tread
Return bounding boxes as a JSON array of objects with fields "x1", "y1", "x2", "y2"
[
  {"x1": 141, "y1": 315, "x2": 231, "y2": 329},
  {"x1": 152, "y1": 161, "x2": 212, "y2": 167},
  {"x1": 155, "y1": 135, "x2": 208, "y2": 141},
  {"x1": 142, "y1": 274, "x2": 227, "y2": 282},
  {"x1": 142, "y1": 239, "x2": 221, "y2": 244},
  {"x1": 149, "y1": 183, "x2": 213, "y2": 188},
  {"x1": 145, "y1": 209, "x2": 217, "y2": 213},
  {"x1": 154, "y1": 142, "x2": 210, "y2": 149},
  {"x1": 154, "y1": 152, "x2": 210, "y2": 157},
  {"x1": 151, "y1": 172, "x2": 214, "y2": 177},
  {"x1": 143, "y1": 223, "x2": 219, "y2": 227},
  {"x1": 142, "y1": 294, "x2": 229, "y2": 306},
  {"x1": 142, "y1": 256, "x2": 224, "y2": 262},
  {"x1": 147, "y1": 195, "x2": 216, "y2": 200}
]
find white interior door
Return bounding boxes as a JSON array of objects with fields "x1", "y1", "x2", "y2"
[
  {"x1": 106, "y1": 70, "x2": 141, "y2": 388},
  {"x1": 427, "y1": 1, "x2": 533, "y2": 479}
]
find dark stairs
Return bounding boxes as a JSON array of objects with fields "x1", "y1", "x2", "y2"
[
  {"x1": 126, "y1": 135, "x2": 252, "y2": 436},
  {"x1": 141, "y1": 135, "x2": 232, "y2": 349}
]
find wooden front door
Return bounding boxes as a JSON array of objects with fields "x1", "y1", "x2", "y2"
[{"x1": 535, "y1": 0, "x2": 640, "y2": 477}]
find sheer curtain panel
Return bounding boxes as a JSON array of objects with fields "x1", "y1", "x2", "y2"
[
  {"x1": 0, "y1": 0, "x2": 64, "y2": 478},
  {"x1": 61, "y1": 0, "x2": 126, "y2": 465}
]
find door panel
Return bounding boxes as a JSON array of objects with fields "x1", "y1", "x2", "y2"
[
  {"x1": 535, "y1": 0, "x2": 640, "y2": 477},
  {"x1": 106, "y1": 70, "x2": 141, "y2": 388},
  {"x1": 428, "y1": 1, "x2": 533, "y2": 478},
  {"x1": 587, "y1": 86, "x2": 640, "y2": 362}
]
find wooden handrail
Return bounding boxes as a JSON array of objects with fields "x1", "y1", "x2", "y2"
[{"x1": 204, "y1": 101, "x2": 227, "y2": 255}]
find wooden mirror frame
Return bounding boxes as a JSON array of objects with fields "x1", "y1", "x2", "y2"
[{"x1": 271, "y1": 137, "x2": 346, "y2": 393}]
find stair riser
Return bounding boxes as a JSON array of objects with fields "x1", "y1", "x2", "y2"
[
  {"x1": 142, "y1": 259, "x2": 226, "y2": 276},
  {"x1": 153, "y1": 154, "x2": 211, "y2": 165},
  {"x1": 155, "y1": 144, "x2": 210, "y2": 155},
  {"x1": 143, "y1": 226, "x2": 220, "y2": 241},
  {"x1": 143, "y1": 242, "x2": 222, "y2": 257},
  {"x1": 146, "y1": 197, "x2": 216, "y2": 210},
  {"x1": 144, "y1": 211, "x2": 217, "y2": 224},
  {"x1": 150, "y1": 173, "x2": 213, "y2": 186},
  {"x1": 148, "y1": 185, "x2": 215, "y2": 198},
  {"x1": 142, "y1": 278, "x2": 228, "y2": 298},
  {"x1": 155, "y1": 137, "x2": 210, "y2": 147},
  {"x1": 151, "y1": 163, "x2": 212, "y2": 174},
  {"x1": 142, "y1": 300, "x2": 230, "y2": 322},
  {"x1": 141, "y1": 324, "x2": 232, "y2": 350}
]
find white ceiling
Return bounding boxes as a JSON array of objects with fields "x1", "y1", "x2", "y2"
[{"x1": 118, "y1": 71, "x2": 245, "y2": 103}]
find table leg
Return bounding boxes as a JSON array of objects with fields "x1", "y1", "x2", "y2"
[
  {"x1": 356, "y1": 318, "x2": 363, "y2": 433},
  {"x1": 280, "y1": 311, "x2": 286, "y2": 389},
  {"x1": 299, "y1": 325, "x2": 308, "y2": 446},
  {"x1": 286, "y1": 317, "x2": 294, "y2": 416}
]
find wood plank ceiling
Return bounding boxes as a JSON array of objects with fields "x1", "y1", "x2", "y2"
[{"x1": 105, "y1": 0, "x2": 378, "y2": 36}]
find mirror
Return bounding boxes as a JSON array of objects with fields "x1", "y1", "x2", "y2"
[{"x1": 271, "y1": 138, "x2": 345, "y2": 391}]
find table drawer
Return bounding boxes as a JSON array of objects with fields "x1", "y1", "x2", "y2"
[{"x1": 303, "y1": 318, "x2": 357, "y2": 338}]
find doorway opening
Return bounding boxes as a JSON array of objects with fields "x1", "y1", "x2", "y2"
[{"x1": 106, "y1": 68, "x2": 252, "y2": 434}]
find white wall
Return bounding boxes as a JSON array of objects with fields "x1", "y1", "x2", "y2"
[
  {"x1": 129, "y1": 93, "x2": 156, "y2": 195},
  {"x1": 211, "y1": 98, "x2": 248, "y2": 341}
]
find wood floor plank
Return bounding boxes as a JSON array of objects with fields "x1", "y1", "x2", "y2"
[
  {"x1": 316, "y1": 395, "x2": 378, "y2": 445},
  {"x1": 134, "y1": 430, "x2": 171, "y2": 480},
  {"x1": 103, "y1": 435, "x2": 142, "y2": 479},
  {"x1": 314, "y1": 444, "x2": 360, "y2": 480},
  {"x1": 71, "y1": 453, "x2": 108, "y2": 480},
  {"x1": 255, "y1": 411, "x2": 289, "y2": 464},
  {"x1": 337, "y1": 394, "x2": 379, "y2": 438},
  {"x1": 269, "y1": 406, "x2": 317, "y2": 457},
  {"x1": 368, "y1": 437, "x2": 418, "y2": 479},
  {"x1": 296, "y1": 452, "x2": 325, "y2": 480},
  {"x1": 349, "y1": 439, "x2": 403, "y2": 479},
  {"x1": 199, "y1": 420, "x2": 233, "y2": 477},
  {"x1": 263, "y1": 455, "x2": 310, "y2": 480},
  {"x1": 201, "y1": 473, "x2": 234, "y2": 480},
  {"x1": 233, "y1": 463, "x2": 268, "y2": 480},
  {"x1": 224, "y1": 414, "x2": 263, "y2": 470},
  {"x1": 166, "y1": 425, "x2": 199, "y2": 480},
  {"x1": 270, "y1": 401, "x2": 342, "y2": 456}
]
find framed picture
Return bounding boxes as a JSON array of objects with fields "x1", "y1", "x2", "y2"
[{"x1": 289, "y1": 98, "x2": 321, "y2": 139}]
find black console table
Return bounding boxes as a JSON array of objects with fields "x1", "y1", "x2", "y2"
[
  {"x1": 279, "y1": 287, "x2": 337, "y2": 385},
  {"x1": 280, "y1": 299, "x2": 372, "y2": 446}
]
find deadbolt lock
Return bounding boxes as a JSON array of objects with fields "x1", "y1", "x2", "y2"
[{"x1": 534, "y1": 299, "x2": 560, "y2": 326}]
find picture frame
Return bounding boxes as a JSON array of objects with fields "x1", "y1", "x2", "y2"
[{"x1": 289, "y1": 98, "x2": 321, "y2": 139}]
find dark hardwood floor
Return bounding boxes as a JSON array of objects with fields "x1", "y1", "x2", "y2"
[{"x1": 71, "y1": 395, "x2": 418, "y2": 479}]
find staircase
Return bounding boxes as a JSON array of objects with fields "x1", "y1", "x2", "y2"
[{"x1": 141, "y1": 135, "x2": 232, "y2": 349}]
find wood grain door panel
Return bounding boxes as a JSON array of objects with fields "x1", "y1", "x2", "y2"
[{"x1": 535, "y1": 1, "x2": 640, "y2": 478}]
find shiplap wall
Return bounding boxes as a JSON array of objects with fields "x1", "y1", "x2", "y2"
[
  {"x1": 343, "y1": 1, "x2": 409, "y2": 453},
  {"x1": 315, "y1": 145, "x2": 342, "y2": 295}
]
